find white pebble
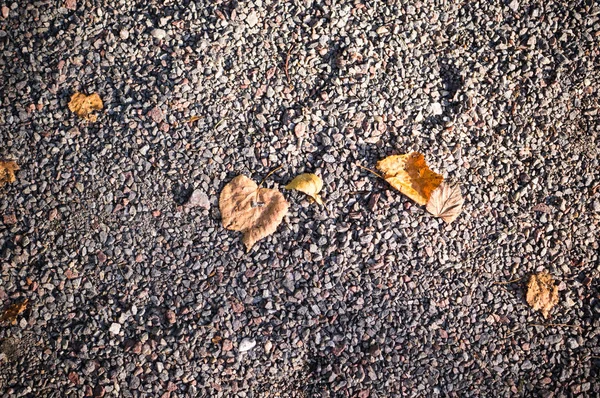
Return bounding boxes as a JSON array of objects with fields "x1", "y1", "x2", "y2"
[
  {"x1": 431, "y1": 102, "x2": 443, "y2": 115},
  {"x1": 151, "y1": 29, "x2": 167, "y2": 40},
  {"x1": 239, "y1": 338, "x2": 256, "y2": 352},
  {"x1": 246, "y1": 11, "x2": 259, "y2": 28},
  {"x1": 109, "y1": 323, "x2": 121, "y2": 334}
]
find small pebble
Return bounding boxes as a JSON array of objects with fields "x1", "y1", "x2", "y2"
[
  {"x1": 239, "y1": 338, "x2": 256, "y2": 352},
  {"x1": 109, "y1": 323, "x2": 121, "y2": 335},
  {"x1": 151, "y1": 28, "x2": 167, "y2": 40}
]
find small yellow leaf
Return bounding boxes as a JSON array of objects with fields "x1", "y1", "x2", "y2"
[
  {"x1": 285, "y1": 173, "x2": 324, "y2": 205},
  {"x1": 68, "y1": 92, "x2": 103, "y2": 121},
  {"x1": 376, "y1": 152, "x2": 443, "y2": 205},
  {"x1": 0, "y1": 160, "x2": 19, "y2": 187},
  {"x1": 526, "y1": 272, "x2": 559, "y2": 319}
]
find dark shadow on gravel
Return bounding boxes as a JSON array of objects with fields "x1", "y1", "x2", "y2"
[{"x1": 172, "y1": 183, "x2": 194, "y2": 205}]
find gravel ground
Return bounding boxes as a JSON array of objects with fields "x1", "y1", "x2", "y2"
[{"x1": 1, "y1": 0, "x2": 599, "y2": 397}]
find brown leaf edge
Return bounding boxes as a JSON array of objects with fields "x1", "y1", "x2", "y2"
[{"x1": 425, "y1": 182, "x2": 464, "y2": 224}]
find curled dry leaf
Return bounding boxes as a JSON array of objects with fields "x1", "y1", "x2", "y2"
[
  {"x1": 426, "y1": 182, "x2": 464, "y2": 223},
  {"x1": 376, "y1": 152, "x2": 443, "y2": 205},
  {"x1": 68, "y1": 92, "x2": 103, "y2": 121},
  {"x1": 526, "y1": 272, "x2": 559, "y2": 319},
  {"x1": 219, "y1": 175, "x2": 289, "y2": 251},
  {"x1": 1, "y1": 299, "x2": 28, "y2": 325},
  {"x1": 0, "y1": 160, "x2": 19, "y2": 187},
  {"x1": 285, "y1": 173, "x2": 324, "y2": 205}
]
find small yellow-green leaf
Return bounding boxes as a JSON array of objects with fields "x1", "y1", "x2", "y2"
[{"x1": 285, "y1": 173, "x2": 324, "y2": 205}]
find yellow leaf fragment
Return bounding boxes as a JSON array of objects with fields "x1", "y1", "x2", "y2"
[
  {"x1": 0, "y1": 161, "x2": 19, "y2": 187},
  {"x1": 68, "y1": 92, "x2": 103, "y2": 121},
  {"x1": 376, "y1": 152, "x2": 443, "y2": 206},
  {"x1": 285, "y1": 173, "x2": 324, "y2": 205},
  {"x1": 219, "y1": 175, "x2": 289, "y2": 251},
  {"x1": 1, "y1": 299, "x2": 28, "y2": 325},
  {"x1": 526, "y1": 272, "x2": 559, "y2": 319},
  {"x1": 426, "y1": 182, "x2": 464, "y2": 223},
  {"x1": 188, "y1": 115, "x2": 201, "y2": 124}
]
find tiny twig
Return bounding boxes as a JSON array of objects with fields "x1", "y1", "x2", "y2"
[
  {"x1": 258, "y1": 165, "x2": 284, "y2": 188},
  {"x1": 492, "y1": 277, "x2": 523, "y2": 285},
  {"x1": 347, "y1": 190, "x2": 371, "y2": 195},
  {"x1": 214, "y1": 118, "x2": 226, "y2": 129},
  {"x1": 285, "y1": 44, "x2": 295, "y2": 87},
  {"x1": 355, "y1": 163, "x2": 384, "y2": 180},
  {"x1": 530, "y1": 323, "x2": 582, "y2": 330},
  {"x1": 504, "y1": 327, "x2": 524, "y2": 338}
]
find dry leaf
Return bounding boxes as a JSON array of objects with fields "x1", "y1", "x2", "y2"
[
  {"x1": 188, "y1": 115, "x2": 201, "y2": 124},
  {"x1": 426, "y1": 182, "x2": 464, "y2": 223},
  {"x1": 526, "y1": 272, "x2": 559, "y2": 319},
  {"x1": 1, "y1": 299, "x2": 28, "y2": 325},
  {"x1": 285, "y1": 173, "x2": 324, "y2": 205},
  {"x1": 68, "y1": 92, "x2": 103, "y2": 121},
  {"x1": 532, "y1": 203, "x2": 552, "y2": 214},
  {"x1": 0, "y1": 161, "x2": 19, "y2": 187},
  {"x1": 376, "y1": 152, "x2": 443, "y2": 205},
  {"x1": 219, "y1": 175, "x2": 289, "y2": 251}
]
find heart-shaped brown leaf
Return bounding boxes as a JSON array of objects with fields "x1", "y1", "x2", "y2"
[
  {"x1": 219, "y1": 175, "x2": 289, "y2": 251},
  {"x1": 426, "y1": 182, "x2": 464, "y2": 223}
]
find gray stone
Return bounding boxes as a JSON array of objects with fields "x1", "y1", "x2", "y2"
[
  {"x1": 151, "y1": 28, "x2": 167, "y2": 39},
  {"x1": 185, "y1": 189, "x2": 210, "y2": 209}
]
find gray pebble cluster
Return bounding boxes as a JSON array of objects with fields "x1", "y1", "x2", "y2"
[{"x1": 1, "y1": 0, "x2": 599, "y2": 397}]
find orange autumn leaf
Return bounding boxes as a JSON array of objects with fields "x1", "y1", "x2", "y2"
[
  {"x1": 0, "y1": 160, "x2": 19, "y2": 187},
  {"x1": 376, "y1": 152, "x2": 443, "y2": 205},
  {"x1": 68, "y1": 92, "x2": 103, "y2": 121}
]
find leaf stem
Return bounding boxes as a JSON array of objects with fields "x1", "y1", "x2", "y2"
[
  {"x1": 355, "y1": 163, "x2": 385, "y2": 180},
  {"x1": 492, "y1": 277, "x2": 523, "y2": 285},
  {"x1": 285, "y1": 44, "x2": 295, "y2": 87},
  {"x1": 530, "y1": 323, "x2": 581, "y2": 330},
  {"x1": 258, "y1": 165, "x2": 284, "y2": 188}
]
